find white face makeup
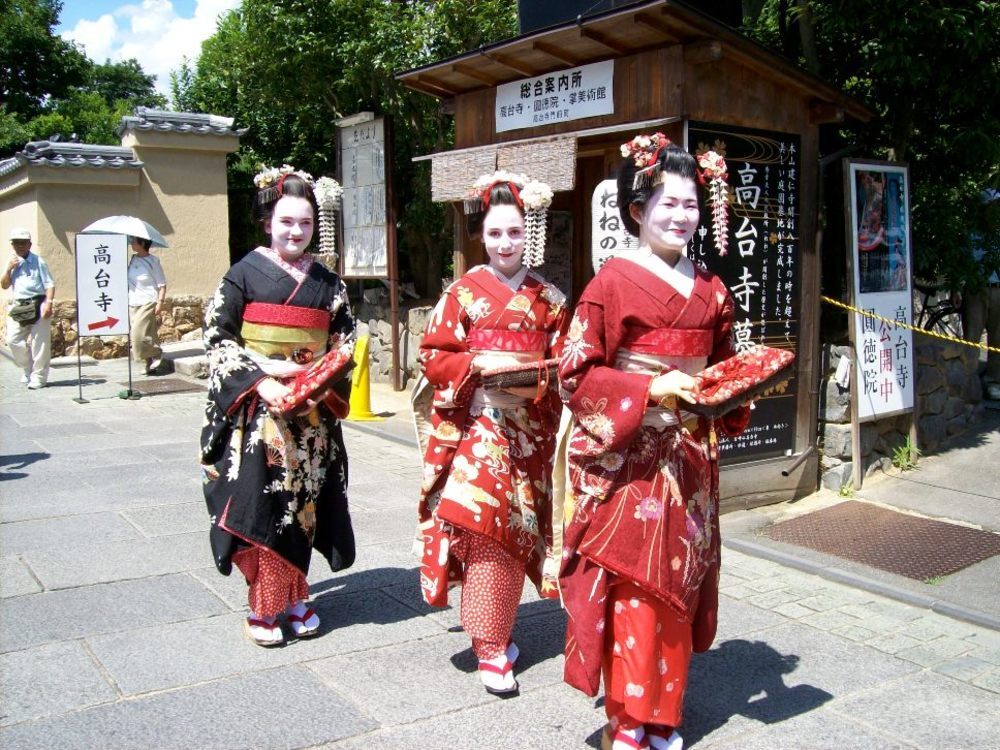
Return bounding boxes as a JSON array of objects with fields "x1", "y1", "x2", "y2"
[
  {"x1": 266, "y1": 195, "x2": 315, "y2": 260},
  {"x1": 632, "y1": 172, "x2": 700, "y2": 263},
  {"x1": 482, "y1": 203, "x2": 526, "y2": 277}
]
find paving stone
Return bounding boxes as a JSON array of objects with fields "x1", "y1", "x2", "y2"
[
  {"x1": 22, "y1": 531, "x2": 212, "y2": 589},
  {"x1": 3, "y1": 421, "x2": 112, "y2": 440},
  {"x1": 719, "y1": 583, "x2": 754, "y2": 600},
  {"x1": 971, "y1": 669, "x2": 1000, "y2": 693},
  {"x1": 0, "y1": 573, "x2": 228, "y2": 653},
  {"x1": 932, "y1": 655, "x2": 994, "y2": 682},
  {"x1": 742, "y1": 577, "x2": 788, "y2": 593},
  {"x1": 319, "y1": 680, "x2": 603, "y2": 750},
  {"x1": 796, "y1": 594, "x2": 845, "y2": 612},
  {"x1": 0, "y1": 665, "x2": 375, "y2": 750},
  {"x1": 0, "y1": 557, "x2": 41, "y2": 597},
  {"x1": 897, "y1": 634, "x2": 976, "y2": 666},
  {"x1": 0, "y1": 512, "x2": 142, "y2": 554},
  {"x1": 772, "y1": 602, "x2": 815, "y2": 620},
  {"x1": 745, "y1": 588, "x2": 802, "y2": 609},
  {"x1": 0, "y1": 641, "x2": 117, "y2": 726},
  {"x1": 897, "y1": 614, "x2": 963, "y2": 643},
  {"x1": 830, "y1": 623, "x2": 879, "y2": 643},
  {"x1": 345, "y1": 477, "x2": 422, "y2": 511},
  {"x1": 120, "y1": 503, "x2": 206, "y2": 537},
  {"x1": 833, "y1": 671, "x2": 1000, "y2": 747},
  {"x1": 866, "y1": 632, "x2": 925, "y2": 655},
  {"x1": 704, "y1": 704, "x2": 915, "y2": 750},
  {"x1": 968, "y1": 646, "x2": 1000, "y2": 666},
  {"x1": 799, "y1": 609, "x2": 862, "y2": 632},
  {"x1": 716, "y1": 597, "x2": 787, "y2": 641},
  {"x1": 86, "y1": 589, "x2": 444, "y2": 695},
  {"x1": 961, "y1": 629, "x2": 1000, "y2": 651},
  {"x1": 350, "y1": 507, "x2": 422, "y2": 547}
]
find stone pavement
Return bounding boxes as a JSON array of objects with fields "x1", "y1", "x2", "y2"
[{"x1": 1, "y1": 349, "x2": 998, "y2": 749}]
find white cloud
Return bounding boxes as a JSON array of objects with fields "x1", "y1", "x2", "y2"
[{"x1": 61, "y1": 0, "x2": 240, "y2": 100}]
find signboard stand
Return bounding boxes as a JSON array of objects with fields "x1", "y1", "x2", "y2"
[
  {"x1": 843, "y1": 159, "x2": 918, "y2": 490},
  {"x1": 73, "y1": 233, "x2": 135, "y2": 403}
]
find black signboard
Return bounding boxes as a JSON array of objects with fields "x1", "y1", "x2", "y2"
[{"x1": 687, "y1": 122, "x2": 801, "y2": 463}]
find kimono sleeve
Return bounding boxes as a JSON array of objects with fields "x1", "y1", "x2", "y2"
[
  {"x1": 203, "y1": 274, "x2": 267, "y2": 417},
  {"x1": 711, "y1": 284, "x2": 751, "y2": 437},
  {"x1": 323, "y1": 278, "x2": 357, "y2": 417},
  {"x1": 558, "y1": 276, "x2": 654, "y2": 454},
  {"x1": 419, "y1": 288, "x2": 477, "y2": 409}
]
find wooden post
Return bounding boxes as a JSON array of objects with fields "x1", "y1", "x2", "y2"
[{"x1": 385, "y1": 115, "x2": 401, "y2": 391}]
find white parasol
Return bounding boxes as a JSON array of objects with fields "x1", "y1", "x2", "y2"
[{"x1": 80, "y1": 216, "x2": 169, "y2": 247}]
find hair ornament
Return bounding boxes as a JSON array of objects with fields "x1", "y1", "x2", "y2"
[
  {"x1": 621, "y1": 132, "x2": 672, "y2": 190},
  {"x1": 314, "y1": 176, "x2": 344, "y2": 260},
  {"x1": 696, "y1": 149, "x2": 730, "y2": 256},
  {"x1": 466, "y1": 170, "x2": 553, "y2": 268}
]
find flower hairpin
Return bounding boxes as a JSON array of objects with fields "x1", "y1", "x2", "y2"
[
  {"x1": 254, "y1": 164, "x2": 343, "y2": 258},
  {"x1": 253, "y1": 163, "x2": 314, "y2": 189},
  {"x1": 621, "y1": 132, "x2": 672, "y2": 189},
  {"x1": 697, "y1": 150, "x2": 730, "y2": 256}
]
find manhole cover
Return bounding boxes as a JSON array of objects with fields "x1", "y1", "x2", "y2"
[
  {"x1": 120, "y1": 377, "x2": 205, "y2": 396},
  {"x1": 763, "y1": 501, "x2": 1000, "y2": 580}
]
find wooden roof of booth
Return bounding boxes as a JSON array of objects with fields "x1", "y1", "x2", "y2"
[{"x1": 397, "y1": 0, "x2": 872, "y2": 124}]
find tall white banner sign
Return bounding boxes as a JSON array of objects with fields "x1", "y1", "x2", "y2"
[
  {"x1": 591, "y1": 179, "x2": 638, "y2": 271},
  {"x1": 75, "y1": 233, "x2": 129, "y2": 336},
  {"x1": 339, "y1": 117, "x2": 388, "y2": 278}
]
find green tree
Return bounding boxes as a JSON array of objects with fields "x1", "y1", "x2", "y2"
[
  {"x1": 743, "y1": 1, "x2": 1000, "y2": 292},
  {"x1": 186, "y1": 0, "x2": 518, "y2": 295},
  {"x1": 88, "y1": 59, "x2": 166, "y2": 109}
]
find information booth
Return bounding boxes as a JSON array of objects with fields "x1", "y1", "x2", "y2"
[{"x1": 397, "y1": 0, "x2": 871, "y2": 509}]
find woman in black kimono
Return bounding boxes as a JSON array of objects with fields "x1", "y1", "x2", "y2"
[{"x1": 200, "y1": 170, "x2": 355, "y2": 646}]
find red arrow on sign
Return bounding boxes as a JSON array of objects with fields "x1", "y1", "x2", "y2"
[{"x1": 87, "y1": 316, "x2": 119, "y2": 331}]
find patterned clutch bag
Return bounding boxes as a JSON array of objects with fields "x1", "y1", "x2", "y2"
[
  {"x1": 479, "y1": 358, "x2": 559, "y2": 390},
  {"x1": 275, "y1": 348, "x2": 354, "y2": 415},
  {"x1": 684, "y1": 345, "x2": 796, "y2": 418}
]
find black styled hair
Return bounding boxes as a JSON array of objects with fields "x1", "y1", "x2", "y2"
[
  {"x1": 253, "y1": 173, "x2": 319, "y2": 228},
  {"x1": 130, "y1": 236, "x2": 152, "y2": 251},
  {"x1": 617, "y1": 144, "x2": 700, "y2": 237},
  {"x1": 466, "y1": 182, "x2": 525, "y2": 238}
]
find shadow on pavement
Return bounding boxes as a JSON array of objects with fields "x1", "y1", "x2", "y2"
[
  {"x1": 682, "y1": 639, "x2": 833, "y2": 745},
  {"x1": 0, "y1": 451, "x2": 51, "y2": 480}
]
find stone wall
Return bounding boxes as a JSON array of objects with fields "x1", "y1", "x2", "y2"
[
  {"x1": 44, "y1": 295, "x2": 206, "y2": 359},
  {"x1": 355, "y1": 300, "x2": 433, "y2": 385},
  {"x1": 818, "y1": 340, "x2": 984, "y2": 490}
]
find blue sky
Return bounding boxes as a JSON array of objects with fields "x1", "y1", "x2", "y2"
[{"x1": 57, "y1": 0, "x2": 239, "y2": 99}]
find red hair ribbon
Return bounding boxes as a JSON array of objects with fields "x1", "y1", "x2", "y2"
[{"x1": 481, "y1": 180, "x2": 523, "y2": 210}]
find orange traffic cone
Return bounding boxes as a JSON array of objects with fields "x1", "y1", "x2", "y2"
[{"x1": 347, "y1": 334, "x2": 383, "y2": 422}]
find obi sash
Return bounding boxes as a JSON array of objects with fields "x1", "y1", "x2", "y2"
[
  {"x1": 467, "y1": 328, "x2": 545, "y2": 410},
  {"x1": 241, "y1": 302, "x2": 329, "y2": 364}
]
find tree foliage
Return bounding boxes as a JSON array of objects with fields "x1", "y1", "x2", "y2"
[
  {"x1": 742, "y1": 0, "x2": 1000, "y2": 291},
  {"x1": 0, "y1": 0, "x2": 166, "y2": 155},
  {"x1": 180, "y1": 0, "x2": 518, "y2": 295}
]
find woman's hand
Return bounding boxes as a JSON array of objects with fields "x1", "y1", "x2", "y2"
[
  {"x1": 649, "y1": 369, "x2": 699, "y2": 405},
  {"x1": 256, "y1": 377, "x2": 292, "y2": 409},
  {"x1": 502, "y1": 385, "x2": 541, "y2": 399},
  {"x1": 472, "y1": 352, "x2": 523, "y2": 374}
]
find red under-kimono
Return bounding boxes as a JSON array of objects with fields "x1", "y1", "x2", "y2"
[
  {"x1": 558, "y1": 255, "x2": 750, "y2": 729},
  {"x1": 417, "y1": 266, "x2": 569, "y2": 627}
]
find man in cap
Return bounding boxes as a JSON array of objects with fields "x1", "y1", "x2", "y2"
[{"x1": 2, "y1": 227, "x2": 56, "y2": 388}]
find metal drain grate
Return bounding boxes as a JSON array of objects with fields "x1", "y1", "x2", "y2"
[
  {"x1": 120, "y1": 377, "x2": 205, "y2": 396},
  {"x1": 763, "y1": 501, "x2": 1000, "y2": 581}
]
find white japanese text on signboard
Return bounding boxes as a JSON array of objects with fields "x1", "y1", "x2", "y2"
[
  {"x1": 495, "y1": 61, "x2": 614, "y2": 133},
  {"x1": 75, "y1": 233, "x2": 129, "y2": 336}
]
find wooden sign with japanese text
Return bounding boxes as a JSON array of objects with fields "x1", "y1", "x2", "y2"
[
  {"x1": 687, "y1": 122, "x2": 801, "y2": 462},
  {"x1": 338, "y1": 116, "x2": 388, "y2": 278},
  {"x1": 845, "y1": 160, "x2": 915, "y2": 421},
  {"x1": 74, "y1": 233, "x2": 129, "y2": 336}
]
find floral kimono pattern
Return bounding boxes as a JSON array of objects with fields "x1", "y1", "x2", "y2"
[
  {"x1": 418, "y1": 266, "x2": 569, "y2": 606},
  {"x1": 200, "y1": 249, "x2": 357, "y2": 578},
  {"x1": 558, "y1": 257, "x2": 750, "y2": 709}
]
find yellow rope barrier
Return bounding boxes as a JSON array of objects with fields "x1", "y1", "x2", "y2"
[{"x1": 820, "y1": 295, "x2": 1000, "y2": 354}]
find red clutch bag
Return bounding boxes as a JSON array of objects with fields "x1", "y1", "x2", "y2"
[
  {"x1": 274, "y1": 348, "x2": 354, "y2": 416},
  {"x1": 684, "y1": 345, "x2": 796, "y2": 418},
  {"x1": 479, "y1": 358, "x2": 559, "y2": 390}
]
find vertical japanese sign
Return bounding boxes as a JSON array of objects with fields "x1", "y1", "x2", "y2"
[
  {"x1": 845, "y1": 160, "x2": 915, "y2": 421},
  {"x1": 337, "y1": 116, "x2": 388, "y2": 278},
  {"x1": 495, "y1": 61, "x2": 614, "y2": 133},
  {"x1": 75, "y1": 233, "x2": 129, "y2": 336},
  {"x1": 591, "y1": 179, "x2": 640, "y2": 271},
  {"x1": 687, "y1": 122, "x2": 801, "y2": 461}
]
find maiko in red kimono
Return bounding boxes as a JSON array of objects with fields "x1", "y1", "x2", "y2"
[
  {"x1": 558, "y1": 254, "x2": 750, "y2": 729},
  {"x1": 417, "y1": 266, "x2": 569, "y2": 612}
]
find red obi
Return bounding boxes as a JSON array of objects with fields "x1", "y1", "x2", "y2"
[
  {"x1": 466, "y1": 328, "x2": 547, "y2": 352},
  {"x1": 620, "y1": 326, "x2": 713, "y2": 357}
]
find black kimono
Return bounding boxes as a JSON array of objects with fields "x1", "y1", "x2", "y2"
[{"x1": 200, "y1": 249, "x2": 356, "y2": 578}]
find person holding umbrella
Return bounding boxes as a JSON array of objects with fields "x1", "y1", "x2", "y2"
[{"x1": 127, "y1": 236, "x2": 167, "y2": 374}]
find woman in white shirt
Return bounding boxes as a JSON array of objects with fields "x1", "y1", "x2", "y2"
[{"x1": 127, "y1": 236, "x2": 167, "y2": 374}]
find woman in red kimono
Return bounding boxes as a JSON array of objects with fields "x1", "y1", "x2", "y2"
[
  {"x1": 417, "y1": 171, "x2": 568, "y2": 694},
  {"x1": 558, "y1": 136, "x2": 749, "y2": 749}
]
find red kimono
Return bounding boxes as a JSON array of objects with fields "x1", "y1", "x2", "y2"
[
  {"x1": 558, "y1": 255, "x2": 749, "y2": 728},
  {"x1": 418, "y1": 266, "x2": 569, "y2": 608}
]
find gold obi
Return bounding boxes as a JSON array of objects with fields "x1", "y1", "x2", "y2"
[{"x1": 241, "y1": 321, "x2": 327, "y2": 364}]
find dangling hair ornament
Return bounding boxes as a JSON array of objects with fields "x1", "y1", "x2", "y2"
[
  {"x1": 314, "y1": 176, "x2": 344, "y2": 259},
  {"x1": 621, "y1": 132, "x2": 672, "y2": 190},
  {"x1": 696, "y1": 150, "x2": 730, "y2": 256},
  {"x1": 465, "y1": 170, "x2": 553, "y2": 268}
]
